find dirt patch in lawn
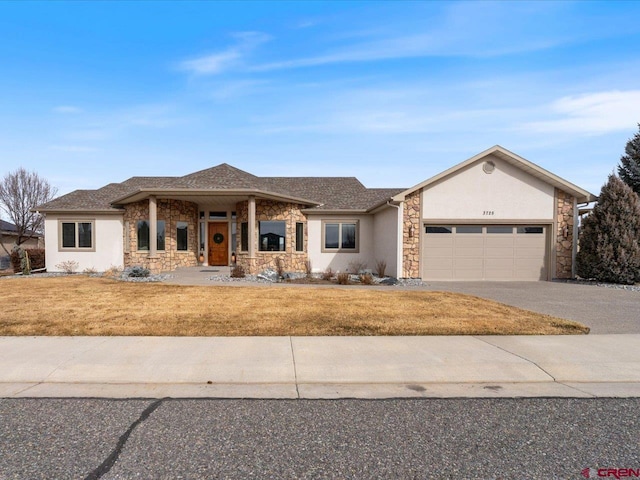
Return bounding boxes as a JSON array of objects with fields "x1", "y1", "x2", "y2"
[{"x1": 0, "y1": 276, "x2": 589, "y2": 336}]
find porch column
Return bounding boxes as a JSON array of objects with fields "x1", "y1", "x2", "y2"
[
  {"x1": 149, "y1": 195, "x2": 157, "y2": 258},
  {"x1": 248, "y1": 195, "x2": 256, "y2": 258}
]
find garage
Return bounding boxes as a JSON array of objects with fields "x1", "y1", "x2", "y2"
[{"x1": 421, "y1": 225, "x2": 549, "y2": 281}]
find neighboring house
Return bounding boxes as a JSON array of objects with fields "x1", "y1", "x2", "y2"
[
  {"x1": 36, "y1": 146, "x2": 596, "y2": 281},
  {"x1": 1, "y1": 219, "x2": 43, "y2": 257}
]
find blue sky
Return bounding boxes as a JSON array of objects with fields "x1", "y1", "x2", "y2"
[{"x1": 1, "y1": 1, "x2": 639, "y2": 197}]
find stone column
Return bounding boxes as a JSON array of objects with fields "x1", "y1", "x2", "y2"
[
  {"x1": 248, "y1": 195, "x2": 256, "y2": 258},
  {"x1": 149, "y1": 195, "x2": 157, "y2": 258}
]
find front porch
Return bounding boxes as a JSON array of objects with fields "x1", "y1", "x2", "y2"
[{"x1": 120, "y1": 193, "x2": 310, "y2": 275}]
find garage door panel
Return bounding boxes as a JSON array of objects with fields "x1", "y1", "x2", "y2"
[
  {"x1": 454, "y1": 247, "x2": 484, "y2": 257},
  {"x1": 422, "y1": 224, "x2": 548, "y2": 281}
]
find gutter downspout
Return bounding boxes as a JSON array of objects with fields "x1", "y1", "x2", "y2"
[{"x1": 387, "y1": 201, "x2": 403, "y2": 279}]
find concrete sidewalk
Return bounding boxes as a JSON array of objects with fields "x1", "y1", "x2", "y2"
[{"x1": 1, "y1": 335, "x2": 639, "y2": 399}]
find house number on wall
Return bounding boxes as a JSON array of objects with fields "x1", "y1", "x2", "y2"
[{"x1": 483, "y1": 211, "x2": 495, "y2": 216}]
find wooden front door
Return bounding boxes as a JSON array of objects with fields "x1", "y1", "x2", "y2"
[{"x1": 208, "y1": 223, "x2": 228, "y2": 266}]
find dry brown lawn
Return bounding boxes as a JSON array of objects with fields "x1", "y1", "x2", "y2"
[{"x1": 0, "y1": 276, "x2": 589, "y2": 336}]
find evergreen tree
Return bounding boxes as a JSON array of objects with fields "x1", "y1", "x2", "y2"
[
  {"x1": 618, "y1": 124, "x2": 640, "y2": 197},
  {"x1": 576, "y1": 174, "x2": 640, "y2": 284}
]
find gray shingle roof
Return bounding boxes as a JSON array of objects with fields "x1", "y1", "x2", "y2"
[{"x1": 36, "y1": 163, "x2": 405, "y2": 213}]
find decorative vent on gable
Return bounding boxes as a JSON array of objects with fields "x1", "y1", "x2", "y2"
[{"x1": 483, "y1": 161, "x2": 496, "y2": 174}]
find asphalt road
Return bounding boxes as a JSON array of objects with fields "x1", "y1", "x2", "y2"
[{"x1": 1, "y1": 398, "x2": 639, "y2": 479}]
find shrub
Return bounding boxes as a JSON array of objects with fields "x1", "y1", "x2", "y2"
[
  {"x1": 576, "y1": 174, "x2": 640, "y2": 285},
  {"x1": 83, "y1": 267, "x2": 98, "y2": 275},
  {"x1": 336, "y1": 272, "x2": 350, "y2": 285},
  {"x1": 231, "y1": 264, "x2": 246, "y2": 278},
  {"x1": 321, "y1": 267, "x2": 334, "y2": 281},
  {"x1": 127, "y1": 266, "x2": 150, "y2": 278},
  {"x1": 11, "y1": 248, "x2": 45, "y2": 273},
  {"x1": 304, "y1": 259, "x2": 313, "y2": 277},
  {"x1": 56, "y1": 260, "x2": 79, "y2": 274},
  {"x1": 359, "y1": 273, "x2": 374, "y2": 285},
  {"x1": 103, "y1": 265, "x2": 122, "y2": 278},
  {"x1": 375, "y1": 260, "x2": 387, "y2": 278},
  {"x1": 347, "y1": 259, "x2": 367, "y2": 274}
]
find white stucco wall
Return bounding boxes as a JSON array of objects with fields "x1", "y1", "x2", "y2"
[
  {"x1": 44, "y1": 214, "x2": 124, "y2": 272},
  {"x1": 372, "y1": 206, "x2": 399, "y2": 277},
  {"x1": 307, "y1": 215, "x2": 375, "y2": 273},
  {"x1": 422, "y1": 155, "x2": 555, "y2": 220}
]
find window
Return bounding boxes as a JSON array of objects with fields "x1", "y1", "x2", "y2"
[
  {"x1": 209, "y1": 211, "x2": 227, "y2": 219},
  {"x1": 295, "y1": 222, "x2": 304, "y2": 252},
  {"x1": 240, "y1": 222, "x2": 248, "y2": 251},
  {"x1": 487, "y1": 226, "x2": 513, "y2": 234},
  {"x1": 322, "y1": 221, "x2": 358, "y2": 252},
  {"x1": 456, "y1": 226, "x2": 482, "y2": 234},
  {"x1": 259, "y1": 221, "x2": 285, "y2": 251},
  {"x1": 137, "y1": 220, "x2": 166, "y2": 251},
  {"x1": 425, "y1": 226, "x2": 452, "y2": 234},
  {"x1": 59, "y1": 220, "x2": 94, "y2": 250},
  {"x1": 517, "y1": 226, "x2": 544, "y2": 234},
  {"x1": 177, "y1": 222, "x2": 188, "y2": 251}
]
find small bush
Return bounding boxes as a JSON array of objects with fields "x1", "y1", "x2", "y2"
[
  {"x1": 304, "y1": 259, "x2": 313, "y2": 277},
  {"x1": 274, "y1": 257, "x2": 286, "y2": 279},
  {"x1": 336, "y1": 272, "x2": 350, "y2": 285},
  {"x1": 359, "y1": 273, "x2": 374, "y2": 285},
  {"x1": 321, "y1": 267, "x2": 334, "y2": 281},
  {"x1": 11, "y1": 248, "x2": 45, "y2": 273},
  {"x1": 231, "y1": 264, "x2": 246, "y2": 278},
  {"x1": 127, "y1": 266, "x2": 150, "y2": 278},
  {"x1": 56, "y1": 260, "x2": 79, "y2": 274},
  {"x1": 103, "y1": 265, "x2": 123, "y2": 278},
  {"x1": 375, "y1": 260, "x2": 387, "y2": 278},
  {"x1": 83, "y1": 267, "x2": 98, "y2": 275},
  {"x1": 348, "y1": 259, "x2": 367, "y2": 274}
]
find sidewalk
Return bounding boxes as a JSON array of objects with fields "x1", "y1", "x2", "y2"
[{"x1": 1, "y1": 335, "x2": 639, "y2": 399}]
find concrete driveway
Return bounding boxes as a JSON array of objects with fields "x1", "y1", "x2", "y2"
[{"x1": 422, "y1": 281, "x2": 639, "y2": 334}]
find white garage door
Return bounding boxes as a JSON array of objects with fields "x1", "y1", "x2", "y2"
[{"x1": 422, "y1": 225, "x2": 548, "y2": 281}]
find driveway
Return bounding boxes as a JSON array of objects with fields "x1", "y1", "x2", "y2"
[{"x1": 421, "y1": 281, "x2": 640, "y2": 334}]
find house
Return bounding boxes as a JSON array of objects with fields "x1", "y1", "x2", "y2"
[
  {"x1": 35, "y1": 145, "x2": 596, "y2": 281},
  {"x1": 1, "y1": 220, "x2": 44, "y2": 269}
]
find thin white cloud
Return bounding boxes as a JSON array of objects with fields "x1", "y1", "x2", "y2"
[
  {"x1": 178, "y1": 31, "x2": 271, "y2": 75},
  {"x1": 524, "y1": 90, "x2": 640, "y2": 135},
  {"x1": 53, "y1": 105, "x2": 83, "y2": 114}
]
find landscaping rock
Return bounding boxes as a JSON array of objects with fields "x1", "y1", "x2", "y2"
[
  {"x1": 257, "y1": 269, "x2": 280, "y2": 282},
  {"x1": 379, "y1": 277, "x2": 399, "y2": 286}
]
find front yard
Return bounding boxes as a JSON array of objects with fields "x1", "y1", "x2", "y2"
[{"x1": 0, "y1": 276, "x2": 589, "y2": 336}]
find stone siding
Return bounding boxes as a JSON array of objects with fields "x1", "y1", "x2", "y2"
[
  {"x1": 402, "y1": 190, "x2": 421, "y2": 278},
  {"x1": 235, "y1": 199, "x2": 308, "y2": 274},
  {"x1": 124, "y1": 199, "x2": 198, "y2": 273},
  {"x1": 555, "y1": 189, "x2": 575, "y2": 279}
]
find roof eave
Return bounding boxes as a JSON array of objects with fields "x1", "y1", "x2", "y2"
[
  {"x1": 393, "y1": 145, "x2": 597, "y2": 203},
  {"x1": 301, "y1": 208, "x2": 370, "y2": 214},
  {"x1": 111, "y1": 188, "x2": 320, "y2": 207},
  {"x1": 33, "y1": 208, "x2": 124, "y2": 215}
]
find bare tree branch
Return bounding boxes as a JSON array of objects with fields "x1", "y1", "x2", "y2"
[{"x1": 0, "y1": 168, "x2": 57, "y2": 246}]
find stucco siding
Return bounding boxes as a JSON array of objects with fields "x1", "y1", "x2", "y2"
[
  {"x1": 45, "y1": 214, "x2": 124, "y2": 272},
  {"x1": 422, "y1": 155, "x2": 555, "y2": 220},
  {"x1": 307, "y1": 215, "x2": 375, "y2": 273},
  {"x1": 372, "y1": 206, "x2": 398, "y2": 277}
]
